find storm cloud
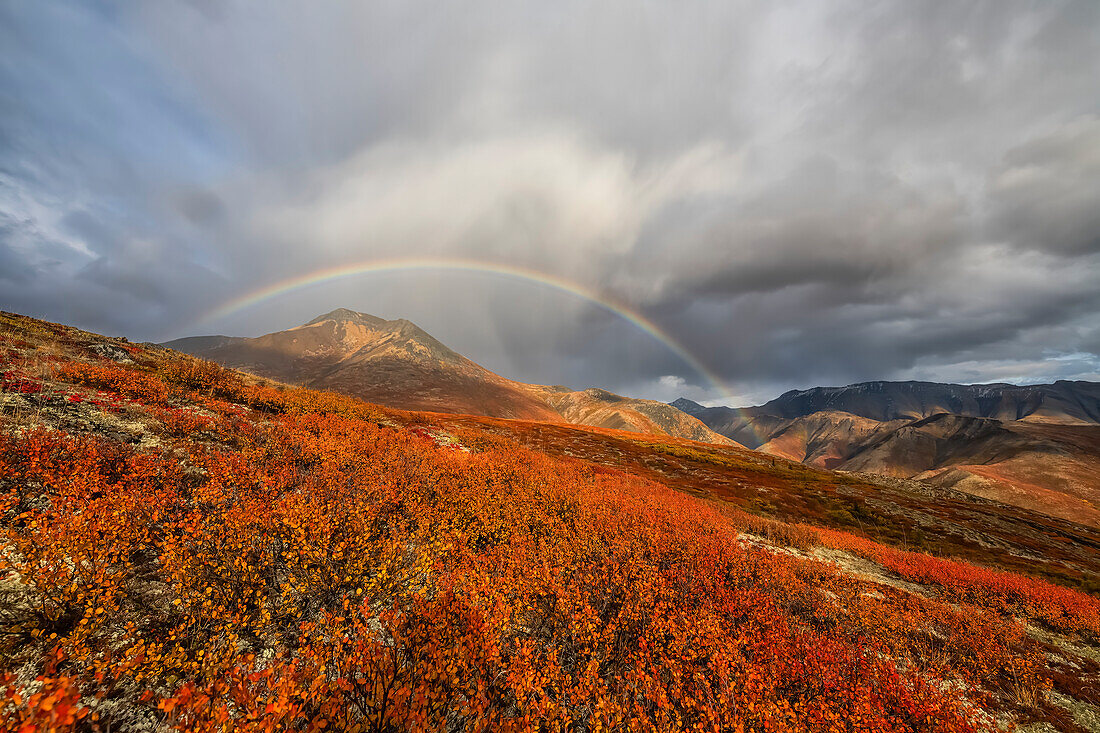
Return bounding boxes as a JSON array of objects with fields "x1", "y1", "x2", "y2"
[{"x1": 2, "y1": 1, "x2": 1098, "y2": 405}]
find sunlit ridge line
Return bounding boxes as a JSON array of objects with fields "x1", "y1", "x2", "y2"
[{"x1": 195, "y1": 257, "x2": 758, "y2": 437}]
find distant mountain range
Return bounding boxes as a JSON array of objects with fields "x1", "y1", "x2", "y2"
[
  {"x1": 166, "y1": 308, "x2": 733, "y2": 445},
  {"x1": 683, "y1": 380, "x2": 1100, "y2": 426},
  {"x1": 675, "y1": 380, "x2": 1100, "y2": 526}
]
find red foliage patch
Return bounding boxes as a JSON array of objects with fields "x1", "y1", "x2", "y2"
[{"x1": 1, "y1": 371, "x2": 42, "y2": 394}]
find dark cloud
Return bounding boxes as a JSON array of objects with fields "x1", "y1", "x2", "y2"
[
  {"x1": 989, "y1": 117, "x2": 1100, "y2": 256},
  {"x1": 0, "y1": 241, "x2": 34, "y2": 283},
  {"x1": 173, "y1": 188, "x2": 226, "y2": 228},
  {"x1": 1, "y1": 0, "x2": 1099, "y2": 405}
]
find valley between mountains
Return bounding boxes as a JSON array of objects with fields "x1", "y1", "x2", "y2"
[{"x1": 3, "y1": 309, "x2": 1100, "y2": 732}]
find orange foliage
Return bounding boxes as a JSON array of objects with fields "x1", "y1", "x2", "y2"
[
  {"x1": 1, "y1": 651, "x2": 88, "y2": 733},
  {"x1": 816, "y1": 528, "x2": 1100, "y2": 636},
  {"x1": 0, "y1": 349, "x2": 1081, "y2": 731},
  {"x1": 54, "y1": 362, "x2": 171, "y2": 405},
  {"x1": 160, "y1": 358, "x2": 244, "y2": 395}
]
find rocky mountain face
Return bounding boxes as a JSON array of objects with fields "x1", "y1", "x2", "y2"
[
  {"x1": 676, "y1": 382, "x2": 1100, "y2": 526},
  {"x1": 167, "y1": 309, "x2": 735, "y2": 445},
  {"x1": 168, "y1": 309, "x2": 562, "y2": 421},
  {"x1": 535, "y1": 387, "x2": 729, "y2": 444},
  {"x1": 731, "y1": 380, "x2": 1100, "y2": 425}
]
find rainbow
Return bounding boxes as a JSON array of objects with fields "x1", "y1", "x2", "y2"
[{"x1": 195, "y1": 256, "x2": 741, "y2": 406}]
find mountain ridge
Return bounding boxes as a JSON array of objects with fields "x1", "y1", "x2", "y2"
[
  {"x1": 704, "y1": 379, "x2": 1100, "y2": 425},
  {"x1": 678, "y1": 380, "x2": 1100, "y2": 526},
  {"x1": 166, "y1": 309, "x2": 735, "y2": 445}
]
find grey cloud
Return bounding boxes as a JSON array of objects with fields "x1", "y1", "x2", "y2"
[
  {"x1": 646, "y1": 157, "x2": 967, "y2": 303},
  {"x1": 76, "y1": 258, "x2": 167, "y2": 304},
  {"x1": 2, "y1": 0, "x2": 1099, "y2": 405},
  {"x1": 989, "y1": 116, "x2": 1100, "y2": 256},
  {"x1": 61, "y1": 211, "x2": 119, "y2": 256},
  {"x1": 173, "y1": 188, "x2": 226, "y2": 228},
  {"x1": 0, "y1": 241, "x2": 34, "y2": 283}
]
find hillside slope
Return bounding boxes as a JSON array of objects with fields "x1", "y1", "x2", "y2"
[
  {"x1": 678, "y1": 385, "x2": 1100, "y2": 527},
  {"x1": 3, "y1": 310, "x2": 1100, "y2": 731},
  {"x1": 167, "y1": 308, "x2": 563, "y2": 421},
  {"x1": 168, "y1": 309, "x2": 735, "y2": 445},
  {"x1": 532, "y1": 386, "x2": 727, "y2": 444}
]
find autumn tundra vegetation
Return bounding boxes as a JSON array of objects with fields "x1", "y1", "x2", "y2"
[{"x1": 1, "y1": 311, "x2": 1099, "y2": 732}]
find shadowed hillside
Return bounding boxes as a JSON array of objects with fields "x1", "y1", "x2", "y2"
[{"x1": 677, "y1": 383, "x2": 1100, "y2": 528}]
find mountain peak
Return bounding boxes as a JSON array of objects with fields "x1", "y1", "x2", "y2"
[
  {"x1": 304, "y1": 308, "x2": 385, "y2": 327},
  {"x1": 671, "y1": 397, "x2": 705, "y2": 414}
]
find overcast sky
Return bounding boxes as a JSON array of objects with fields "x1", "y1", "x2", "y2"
[{"x1": 2, "y1": 1, "x2": 1099, "y2": 406}]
